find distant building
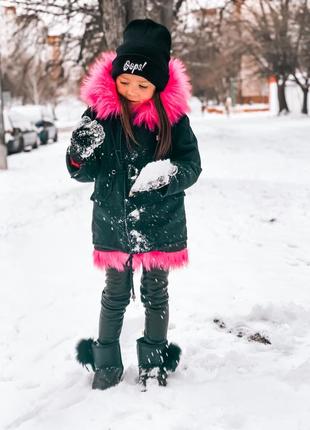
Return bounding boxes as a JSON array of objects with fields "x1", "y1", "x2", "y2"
[{"x1": 239, "y1": 56, "x2": 269, "y2": 105}]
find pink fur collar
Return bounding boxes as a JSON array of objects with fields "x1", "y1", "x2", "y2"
[{"x1": 80, "y1": 51, "x2": 192, "y2": 131}]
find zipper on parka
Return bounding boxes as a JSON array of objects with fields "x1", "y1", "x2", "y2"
[
  {"x1": 118, "y1": 128, "x2": 136, "y2": 301},
  {"x1": 117, "y1": 126, "x2": 132, "y2": 254}
]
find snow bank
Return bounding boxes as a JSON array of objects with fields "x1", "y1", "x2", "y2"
[{"x1": 1, "y1": 112, "x2": 310, "y2": 430}]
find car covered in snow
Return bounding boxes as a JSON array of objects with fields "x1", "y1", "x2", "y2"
[
  {"x1": 4, "y1": 109, "x2": 39, "y2": 154},
  {"x1": 9, "y1": 105, "x2": 58, "y2": 145}
]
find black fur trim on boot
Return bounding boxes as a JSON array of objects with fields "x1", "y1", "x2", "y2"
[
  {"x1": 76, "y1": 338, "x2": 95, "y2": 371},
  {"x1": 162, "y1": 343, "x2": 182, "y2": 372},
  {"x1": 157, "y1": 343, "x2": 182, "y2": 386}
]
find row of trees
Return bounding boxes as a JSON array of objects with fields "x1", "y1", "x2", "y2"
[
  {"x1": 180, "y1": 0, "x2": 310, "y2": 114},
  {"x1": 2, "y1": 0, "x2": 185, "y2": 104},
  {"x1": 241, "y1": 0, "x2": 310, "y2": 114},
  {"x1": 2, "y1": 0, "x2": 310, "y2": 114}
]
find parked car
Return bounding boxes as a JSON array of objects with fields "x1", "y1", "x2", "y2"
[
  {"x1": 4, "y1": 109, "x2": 39, "y2": 154},
  {"x1": 8, "y1": 109, "x2": 40, "y2": 151},
  {"x1": 9, "y1": 105, "x2": 58, "y2": 145},
  {"x1": 3, "y1": 110, "x2": 23, "y2": 154}
]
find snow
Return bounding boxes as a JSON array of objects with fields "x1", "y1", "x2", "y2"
[
  {"x1": 9, "y1": 105, "x2": 55, "y2": 123},
  {"x1": 1, "y1": 108, "x2": 310, "y2": 429},
  {"x1": 55, "y1": 98, "x2": 86, "y2": 129},
  {"x1": 129, "y1": 159, "x2": 178, "y2": 195},
  {"x1": 128, "y1": 209, "x2": 141, "y2": 220},
  {"x1": 129, "y1": 229, "x2": 150, "y2": 253}
]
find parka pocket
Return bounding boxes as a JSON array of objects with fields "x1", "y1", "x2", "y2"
[
  {"x1": 90, "y1": 174, "x2": 114, "y2": 205},
  {"x1": 134, "y1": 191, "x2": 187, "y2": 247}
]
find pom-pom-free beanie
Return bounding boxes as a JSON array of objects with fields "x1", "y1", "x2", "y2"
[{"x1": 111, "y1": 18, "x2": 172, "y2": 91}]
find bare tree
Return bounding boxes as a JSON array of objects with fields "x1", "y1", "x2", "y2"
[
  {"x1": 292, "y1": 0, "x2": 310, "y2": 114},
  {"x1": 148, "y1": 0, "x2": 173, "y2": 29},
  {"x1": 8, "y1": 0, "x2": 177, "y2": 62},
  {"x1": 2, "y1": 10, "x2": 74, "y2": 104},
  {"x1": 239, "y1": 0, "x2": 303, "y2": 114},
  {"x1": 5, "y1": 0, "x2": 182, "y2": 101},
  {"x1": 174, "y1": 2, "x2": 242, "y2": 104}
]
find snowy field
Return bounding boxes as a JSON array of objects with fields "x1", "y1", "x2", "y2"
[{"x1": 1, "y1": 110, "x2": 310, "y2": 430}]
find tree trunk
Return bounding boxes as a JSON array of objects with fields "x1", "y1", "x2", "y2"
[
  {"x1": 292, "y1": 75, "x2": 309, "y2": 115},
  {"x1": 126, "y1": 0, "x2": 146, "y2": 22},
  {"x1": 301, "y1": 87, "x2": 308, "y2": 115},
  {"x1": 148, "y1": 0, "x2": 174, "y2": 29},
  {"x1": 99, "y1": 0, "x2": 126, "y2": 50},
  {"x1": 277, "y1": 80, "x2": 289, "y2": 114},
  {"x1": 99, "y1": 0, "x2": 149, "y2": 50}
]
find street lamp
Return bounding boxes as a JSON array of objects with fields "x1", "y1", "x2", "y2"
[{"x1": 0, "y1": 52, "x2": 8, "y2": 170}]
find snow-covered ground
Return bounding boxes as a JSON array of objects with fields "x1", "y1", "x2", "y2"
[{"x1": 1, "y1": 110, "x2": 310, "y2": 430}]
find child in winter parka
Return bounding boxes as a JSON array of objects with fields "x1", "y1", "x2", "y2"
[{"x1": 66, "y1": 19, "x2": 202, "y2": 390}]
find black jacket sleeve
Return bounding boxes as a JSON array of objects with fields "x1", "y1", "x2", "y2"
[
  {"x1": 161, "y1": 115, "x2": 202, "y2": 197},
  {"x1": 66, "y1": 107, "x2": 101, "y2": 183}
]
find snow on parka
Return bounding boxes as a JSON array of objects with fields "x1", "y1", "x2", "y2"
[{"x1": 66, "y1": 52, "x2": 202, "y2": 272}]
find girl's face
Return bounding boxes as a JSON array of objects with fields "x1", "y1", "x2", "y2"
[{"x1": 116, "y1": 74, "x2": 156, "y2": 105}]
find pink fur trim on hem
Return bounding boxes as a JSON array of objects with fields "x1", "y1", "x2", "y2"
[
  {"x1": 93, "y1": 249, "x2": 189, "y2": 271},
  {"x1": 80, "y1": 51, "x2": 192, "y2": 130}
]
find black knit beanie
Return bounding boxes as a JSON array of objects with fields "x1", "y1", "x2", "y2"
[{"x1": 111, "y1": 19, "x2": 172, "y2": 92}]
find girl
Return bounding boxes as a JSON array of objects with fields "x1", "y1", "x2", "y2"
[{"x1": 66, "y1": 18, "x2": 202, "y2": 390}]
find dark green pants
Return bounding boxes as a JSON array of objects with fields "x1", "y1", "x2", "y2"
[{"x1": 98, "y1": 267, "x2": 169, "y2": 345}]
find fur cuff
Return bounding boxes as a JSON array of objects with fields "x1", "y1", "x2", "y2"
[
  {"x1": 76, "y1": 338, "x2": 95, "y2": 372},
  {"x1": 162, "y1": 343, "x2": 182, "y2": 372}
]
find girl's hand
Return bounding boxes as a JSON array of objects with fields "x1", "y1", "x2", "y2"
[
  {"x1": 129, "y1": 160, "x2": 178, "y2": 196},
  {"x1": 70, "y1": 116, "x2": 105, "y2": 161}
]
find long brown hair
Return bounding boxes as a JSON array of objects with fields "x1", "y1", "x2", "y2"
[{"x1": 119, "y1": 92, "x2": 172, "y2": 160}]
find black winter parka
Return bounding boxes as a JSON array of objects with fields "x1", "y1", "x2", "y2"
[
  {"x1": 66, "y1": 108, "x2": 201, "y2": 254},
  {"x1": 66, "y1": 52, "x2": 202, "y2": 265}
]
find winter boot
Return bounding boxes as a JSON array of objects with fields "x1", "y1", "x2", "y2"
[
  {"x1": 76, "y1": 338, "x2": 123, "y2": 390},
  {"x1": 136, "y1": 337, "x2": 181, "y2": 388}
]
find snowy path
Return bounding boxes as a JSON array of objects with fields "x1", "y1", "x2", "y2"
[{"x1": 1, "y1": 113, "x2": 310, "y2": 429}]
